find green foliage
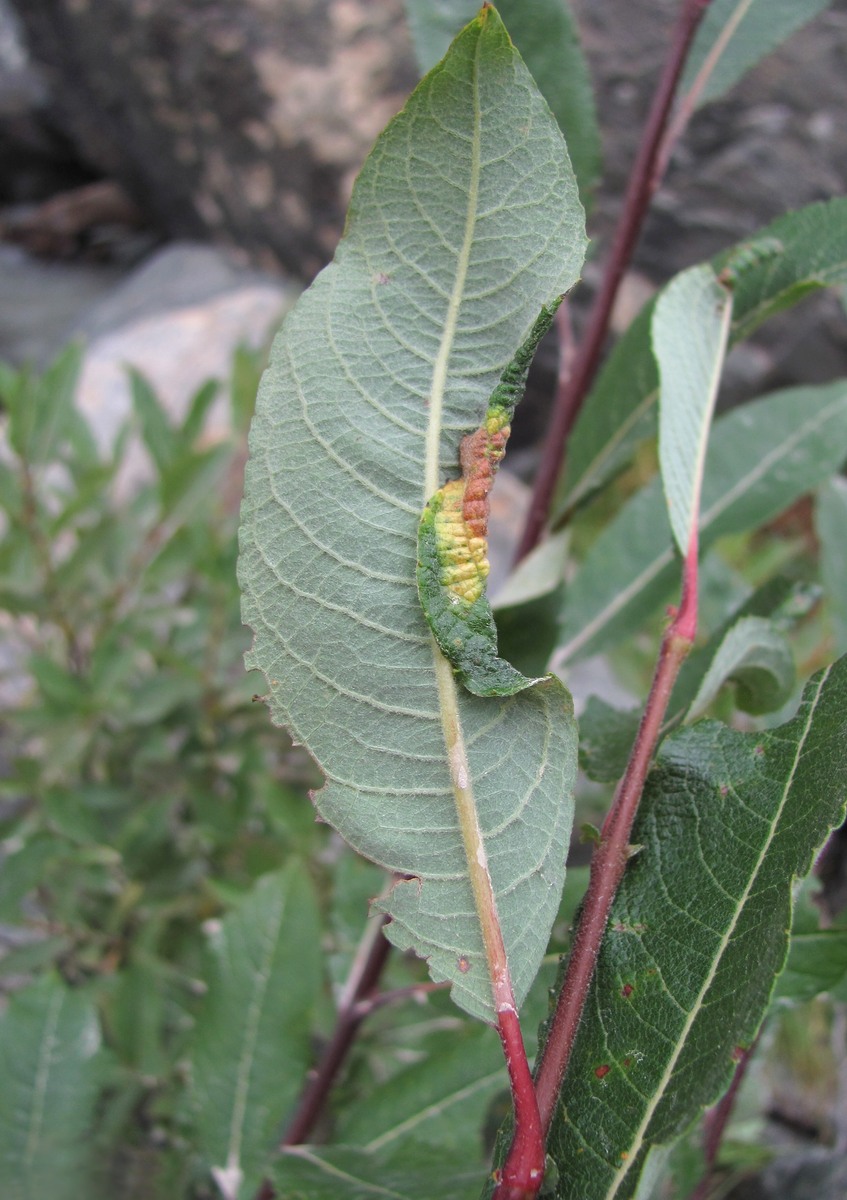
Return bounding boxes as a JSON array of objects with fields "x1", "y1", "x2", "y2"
[
  {"x1": 188, "y1": 866, "x2": 323, "y2": 1199},
  {"x1": 0, "y1": 974, "x2": 108, "y2": 1199},
  {"x1": 2, "y1": 5, "x2": 847, "y2": 1200},
  {"x1": 545, "y1": 659, "x2": 847, "y2": 1198}
]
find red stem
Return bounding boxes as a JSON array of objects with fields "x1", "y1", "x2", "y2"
[
  {"x1": 282, "y1": 914, "x2": 392, "y2": 1147},
  {"x1": 492, "y1": 1008, "x2": 546, "y2": 1200},
  {"x1": 515, "y1": 0, "x2": 713, "y2": 564},
  {"x1": 499, "y1": 546, "x2": 699, "y2": 1190}
]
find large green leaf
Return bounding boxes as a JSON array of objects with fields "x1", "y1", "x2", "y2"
[
  {"x1": 557, "y1": 381, "x2": 847, "y2": 665},
  {"x1": 239, "y1": 10, "x2": 584, "y2": 1022},
  {"x1": 403, "y1": 0, "x2": 600, "y2": 204},
  {"x1": 680, "y1": 0, "x2": 832, "y2": 107},
  {"x1": 560, "y1": 199, "x2": 847, "y2": 512},
  {"x1": 0, "y1": 974, "x2": 107, "y2": 1200},
  {"x1": 187, "y1": 865, "x2": 322, "y2": 1200},
  {"x1": 546, "y1": 656, "x2": 847, "y2": 1199}
]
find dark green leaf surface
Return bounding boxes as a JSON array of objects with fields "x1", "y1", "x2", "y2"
[
  {"x1": 561, "y1": 200, "x2": 847, "y2": 512},
  {"x1": 686, "y1": 615, "x2": 795, "y2": 718},
  {"x1": 547, "y1": 657, "x2": 847, "y2": 1200},
  {"x1": 558, "y1": 381, "x2": 847, "y2": 665},
  {"x1": 403, "y1": 0, "x2": 600, "y2": 203},
  {"x1": 187, "y1": 866, "x2": 322, "y2": 1200},
  {"x1": 239, "y1": 10, "x2": 584, "y2": 1021},
  {"x1": 0, "y1": 974, "x2": 106, "y2": 1200},
  {"x1": 681, "y1": 0, "x2": 831, "y2": 107}
]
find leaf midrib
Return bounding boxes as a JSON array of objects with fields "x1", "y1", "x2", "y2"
[{"x1": 24, "y1": 983, "x2": 64, "y2": 1170}]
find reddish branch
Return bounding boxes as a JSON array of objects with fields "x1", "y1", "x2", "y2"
[
  {"x1": 282, "y1": 914, "x2": 392, "y2": 1147},
  {"x1": 515, "y1": 0, "x2": 714, "y2": 563},
  {"x1": 497, "y1": 543, "x2": 699, "y2": 1193},
  {"x1": 533, "y1": 549, "x2": 697, "y2": 1137}
]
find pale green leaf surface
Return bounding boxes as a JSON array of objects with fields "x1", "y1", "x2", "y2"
[
  {"x1": 239, "y1": 11, "x2": 583, "y2": 1021},
  {"x1": 492, "y1": 530, "x2": 568, "y2": 609},
  {"x1": 403, "y1": 0, "x2": 600, "y2": 203},
  {"x1": 654, "y1": 265, "x2": 732, "y2": 556},
  {"x1": 188, "y1": 865, "x2": 322, "y2": 1200},
  {"x1": 817, "y1": 477, "x2": 847, "y2": 656},
  {"x1": 687, "y1": 615, "x2": 795, "y2": 719},
  {"x1": 0, "y1": 973, "x2": 106, "y2": 1200},
  {"x1": 271, "y1": 1143, "x2": 482, "y2": 1200},
  {"x1": 558, "y1": 381, "x2": 847, "y2": 665},
  {"x1": 560, "y1": 199, "x2": 847, "y2": 512},
  {"x1": 681, "y1": 0, "x2": 832, "y2": 107},
  {"x1": 547, "y1": 656, "x2": 847, "y2": 1199}
]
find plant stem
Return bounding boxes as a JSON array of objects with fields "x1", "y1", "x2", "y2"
[
  {"x1": 498, "y1": 547, "x2": 699, "y2": 1194},
  {"x1": 282, "y1": 911, "x2": 392, "y2": 1147},
  {"x1": 538, "y1": 546, "x2": 697, "y2": 1131},
  {"x1": 515, "y1": 0, "x2": 713, "y2": 563}
]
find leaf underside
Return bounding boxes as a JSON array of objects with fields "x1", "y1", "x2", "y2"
[
  {"x1": 238, "y1": 9, "x2": 585, "y2": 1021},
  {"x1": 547, "y1": 656, "x2": 847, "y2": 1199}
]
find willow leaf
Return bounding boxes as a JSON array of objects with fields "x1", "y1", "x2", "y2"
[
  {"x1": 558, "y1": 381, "x2": 847, "y2": 665},
  {"x1": 547, "y1": 656, "x2": 847, "y2": 1200},
  {"x1": 654, "y1": 264, "x2": 732, "y2": 558},
  {"x1": 238, "y1": 9, "x2": 584, "y2": 1022},
  {"x1": 680, "y1": 0, "x2": 832, "y2": 108},
  {"x1": 0, "y1": 974, "x2": 106, "y2": 1200},
  {"x1": 403, "y1": 0, "x2": 601, "y2": 204},
  {"x1": 560, "y1": 199, "x2": 847, "y2": 512}
]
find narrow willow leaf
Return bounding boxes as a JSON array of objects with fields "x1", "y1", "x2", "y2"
[
  {"x1": 817, "y1": 477, "x2": 847, "y2": 655},
  {"x1": 336, "y1": 1026, "x2": 503, "y2": 1153},
  {"x1": 272, "y1": 1143, "x2": 482, "y2": 1200},
  {"x1": 672, "y1": 576, "x2": 814, "y2": 722},
  {"x1": 680, "y1": 0, "x2": 832, "y2": 108},
  {"x1": 239, "y1": 9, "x2": 584, "y2": 1021},
  {"x1": 403, "y1": 0, "x2": 600, "y2": 204},
  {"x1": 687, "y1": 615, "x2": 795, "y2": 719},
  {"x1": 6, "y1": 343, "x2": 83, "y2": 466},
  {"x1": 0, "y1": 974, "x2": 106, "y2": 1200},
  {"x1": 654, "y1": 265, "x2": 732, "y2": 558},
  {"x1": 188, "y1": 866, "x2": 322, "y2": 1200},
  {"x1": 560, "y1": 199, "x2": 847, "y2": 512},
  {"x1": 547, "y1": 657, "x2": 847, "y2": 1200},
  {"x1": 417, "y1": 304, "x2": 557, "y2": 696},
  {"x1": 558, "y1": 381, "x2": 847, "y2": 665}
]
